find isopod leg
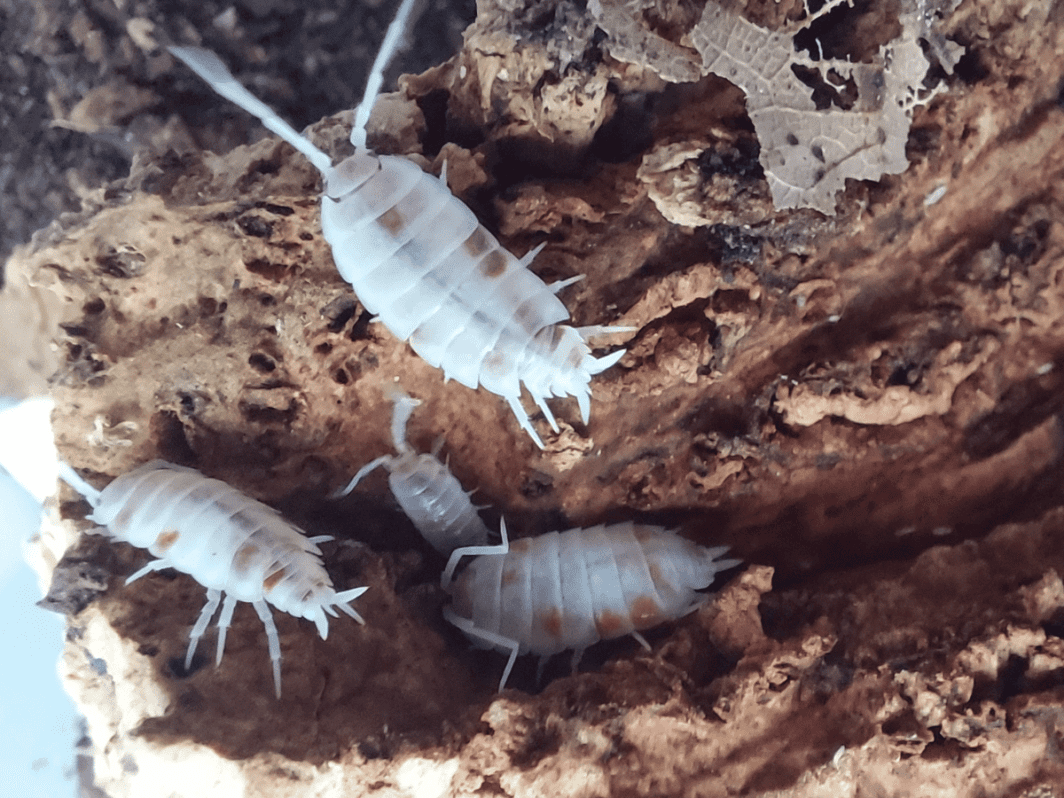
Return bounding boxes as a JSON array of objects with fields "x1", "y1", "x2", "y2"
[
  {"x1": 441, "y1": 608, "x2": 522, "y2": 692},
  {"x1": 531, "y1": 393, "x2": 559, "y2": 432},
  {"x1": 506, "y1": 396, "x2": 544, "y2": 449},
  {"x1": 547, "y1": 274, "x2": 583, "y2": 293},
  {"x1": 252, "y1": 599, "x2": 283, "y2": 699},
  {"x1": 442, "y1": 518, "x2": 510, "y2": 588},
  {"x1": 498, "y1": 643, "x2": 520, "y2": 692},
  {"x1": 332, "y1": 456, "x2": 392, "y2": 498},
  {"x1": 213, "y1": 594, "x2": 238, "y2": 665},
  {"x1": 516, "y1": 242, "x2": 547, "y2": 269},
  {"x1": 569, "y1": 646, "x2": 586, "y2": 675},
  {"x1": 125, "y1": 558, "x2": 171, "y2": 585},
  {"x1": 631, "y1": 631, "x2": 651, "y2": 651},
  {"x1": 185, "y1": 588, "x2": 223, "y2": 670},
  {"x1": 535, "y1": 655, "x2": 552, "y2": 685}
]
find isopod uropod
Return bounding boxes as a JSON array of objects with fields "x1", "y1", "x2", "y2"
[
  {"x1": 334, "y1": 386, "x2": 492, "y2": 555},
  {"x1": 169, "y1": 0, "x2": 632, "y2": 448},
  {"x1": 441, "y1": 520, "x2": 740, "y2": 690},
  {"x1": 59, "y1": 460, "x2": 368, "y2": 698}
]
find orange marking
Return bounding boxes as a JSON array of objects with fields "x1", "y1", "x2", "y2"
[
  {"x1": 483, "y1": 351, "x2": 508, "y2": 374},
  {"x1": 595, "y1": 609, "x2": 627, "y2": 638},
  {"x1": 510, "y1": 538, "x2": 532, "y2": 553},
  {"x1": 462, "y1": 228, "x2": 491, "y2": 257},
  {"x1": 501, "y1": 567, "x2": 519, "y2": 586},
  {"x1": 539, "y1": 606, "x2": 563, "y2": 638},
  {"x1": 514, "y1": 301, "x2": 540, "y2": 331},
  {"x1": 631, "y1": 525, "x2": 656, "y2": 542},
  {"x1": 479, "y1": 250, "x2": 507, "y2": 278},
  {"x1": 630, "y1": 595, "x2": 663, "y2": 629},
  {"x1": 262, "y1": 567, "x2": 287, "y2": 591},
  {"x1": 378, "y1": 207, "x2": 405, "y2": 235},
  {"x1": 154, "y1": 530, "x2": 180, "y2": 552},
  {"x1": 233, "y1": 543, "x2": 257, "y2": 573}
]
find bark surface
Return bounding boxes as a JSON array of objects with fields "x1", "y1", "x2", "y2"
[{"x1": 8, "y1": 0, "x2": 1064, "y2": 795}]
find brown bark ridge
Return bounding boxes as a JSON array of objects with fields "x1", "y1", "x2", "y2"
[{"x1": 9, "y1": 0, "x2": 1064, "y2": 795}]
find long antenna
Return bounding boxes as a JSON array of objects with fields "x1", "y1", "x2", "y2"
[
  {"x1": 57, "y1": 462, "x2": 102, "y2": 507},
  {"x1": 169, "y1": 46, "x2": 334, "y2": 174},
  {"x1": 350, "y1": 0, "x2": 420, "y2": 149}
]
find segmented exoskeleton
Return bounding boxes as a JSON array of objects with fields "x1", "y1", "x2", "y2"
[
  {"x1": 441, "y1": 520, "x2": 740, "y2": 690},
  {"x1": 169, "y1": 0, "x2": 631, "y2": 447},
  {"x1": 59, "y1": 460, "x2": 367, "y2": 698},
  {"x1": 334, "y1": 386, "x2": 492, "y2": 555}
]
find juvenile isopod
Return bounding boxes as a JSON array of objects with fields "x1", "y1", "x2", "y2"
[
  {"x1": 334, "y1": 386, "x2": 491, "y2": 555},
  {"x1": 59, "y1": 460, "x2": 368, "y2": 698},
  {"x1": 441, "y1": 520, "x2": 740, "y2": 690},
  {"x1": 169, "y1": 0, "x2": 631, "y2": 448}
]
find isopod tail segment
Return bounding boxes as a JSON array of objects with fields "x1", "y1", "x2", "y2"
[
  {"x1": 169, "y1": 0, "x2": 634, "y2": 450},
  {"x1": 57, "y1": 460, "x2": 369, "y2": 699}
]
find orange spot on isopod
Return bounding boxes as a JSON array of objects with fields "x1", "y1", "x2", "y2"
[
  {"x1": 377, "y1": 207, "x2": 405, "y2": 235},
  {"x1": 233, "y1": 543, "x2": 257, "y2": 574},
  {"x1": 630, "y1": 595, "x2": 663, "y2": 629},
  {"x1": 462, "y1": 228, "x2": 490, "y2": 257},
  {"x1": 595, "y1": 609, "x2": 626, "y2": 638},
  {"x1": 262, "y1": 567, "x2": 287, "y2": 591},
  {"x1": 154, "y1": 530, "x2": 180, "y2": 552},
  {"x1": 483, "y1": 351, "x2": 508, "y2": 374},
  {"x1": 479, "y1": 250, "x2": 507, "y2": 278},
  {"x1": 631, "y1": 525, "x2": 657, "y2": 542},
  {"x1": 539, "y1": 606, "x2": 563, "y2": 638}
]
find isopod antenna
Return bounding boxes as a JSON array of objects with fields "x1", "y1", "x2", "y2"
[
  {"x1": 57, "y1": 462, "x2": 101, "y2": 508},
  {"x1": 350, "y1": 0, "x2": 421, "y2": 149},
  {"x1": 168, "y1": 47, "x2": 334, "y2": 174}
]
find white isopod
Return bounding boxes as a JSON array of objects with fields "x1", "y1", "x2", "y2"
[
  {"x1": 441, "y1": 520, "x2": 740, "y2": 690},
  {"x1": 334, "y1": 386, "x2": 491, "y2": 555},
  {"x1": 59, "y1": 460, "x2": 367, "y2": 698},
  {"x1": 169, "y1": 0, "x2": 631, "y2": 448}
]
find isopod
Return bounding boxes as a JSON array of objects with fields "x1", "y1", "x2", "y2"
[
  {"x1": 334, "y1": 386, "x2": 491, "y2": 555},
  {"x1": 441, "y1": 520, "x2": 740, "y2": 690},
  {"x1": 169, "y1": 0, "x2": 631, "y2": 448},
  {"x1": 59, "y1": 460, "x2": 368, "y2": 698}
]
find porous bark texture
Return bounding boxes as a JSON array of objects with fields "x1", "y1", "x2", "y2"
[{"x1": 9, "y1": 0, "x2": 1064, "y2": 795}]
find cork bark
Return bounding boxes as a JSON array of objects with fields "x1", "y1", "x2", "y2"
[{"x1": 9, "y1": 0, "x2": 1064, "y2": 795}]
